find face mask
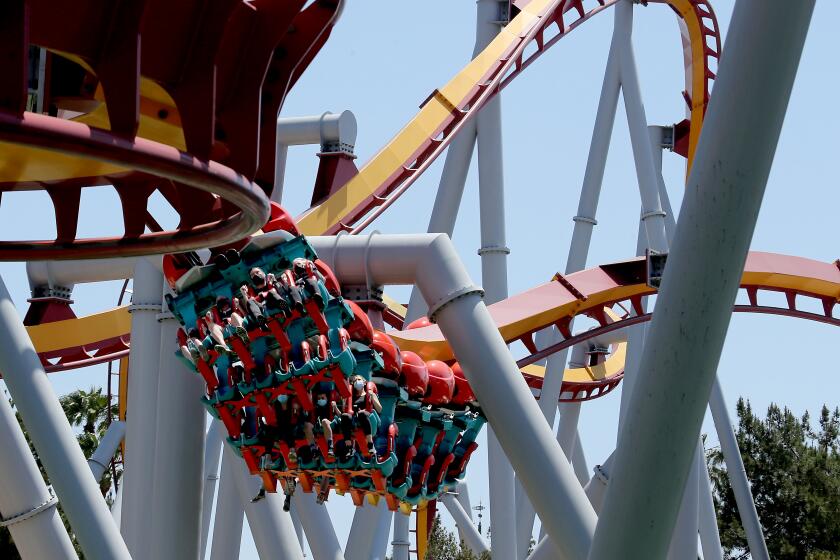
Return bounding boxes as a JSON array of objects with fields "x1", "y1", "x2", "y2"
[
  {"x1": 277, "y1": 394, "x2": 288, "y2": 404},
  {"x1": 353, "y1": 381, "x2": 365, "y2": 391},
  {"x1": 316, "y1": 398, "x2": 328, "y2": 407}
]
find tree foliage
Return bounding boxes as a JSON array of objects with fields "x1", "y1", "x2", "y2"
[
  {"x1": 707, "y1": 399, "x2": 840, "y2": 559},
  {"x1": 425, "y1": 514, "x2": 491, "y2": 560}
]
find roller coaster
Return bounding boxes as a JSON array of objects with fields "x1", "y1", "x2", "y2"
[{"x1": 0, "y1": 0, "x2": 821, "y2": 559}]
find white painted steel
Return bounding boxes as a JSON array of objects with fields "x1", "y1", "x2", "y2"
[
  {"x1": 292, "y1": 492, "x2": 344, "y2": 560},
  {"x1": 698, "y1": 441, "x2": 724, "y2": 560},
  {"x1": 709, "y1": 378, "x2": 770, "y2": 560},
  {"x1": 148, "y1": 317, "x2": 207, "y2": 560},
  {"x1": 0, "y1": 389, "x2": 77, "y2": 559},
  {"x1": 310, "y1": 234, "x2": 597, "y2": 560},
  {"x1": 441, "y1": 493, "x2": 490, "y2": 555},
  {"x1": 87, "y1": 420, "x2": 125, "y2": 482},
  {"x1": 228, "y1": 445, "x2": 303, "y2": 560},
  {"x1": 516, "y1": 37, "x2": 622, "y2": 557},
  {"x1": 391, "y1": 512, "x2": 411, "y2": 560},
  {"x1": 272, "y1": 111, "x2": 357, "y2": 203},
  {"x1": 200, "y1": 422, "x2": 225, "y2": 559},
  {"x1": 0, "y1": 275, "x2": 130, "y2": 560},
  {"x1": 589, "y1": 1, "x2": 814, "y2": 555},
  {"x1": 121, "y1": 259, "x2": 164, "y2": 557},
  {"x1": 210, "y1": 448, "x2": 246, "y2": 560}
]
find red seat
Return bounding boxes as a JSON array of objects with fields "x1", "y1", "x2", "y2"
[
  {"x1": 399, "y1": 351, "x2": 429, "y2": 398},
  {"x1": 450, "y1": 362, "x2": 477, "y2": 405},
  {"x1": 423, "y1": 361, "x2": 455, "y2": 405}
]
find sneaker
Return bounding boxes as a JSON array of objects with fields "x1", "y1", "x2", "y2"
[
  {"x1": 368, "y1": 443, "x2": 377, "y2": 459},
  {"x1": 234, "y1": 326, "x2": 250, "y2": 344},
  {"x1": 196, "y1": 343, "x2": 210, "y2": 362},
  {"x1": 251, "y1": 488, "x2": 266, "y2": 503},
  {"x1": 327, "y1": 441, "x2": 335, "y2": 459},
  {"x1": 283, "y1": 494, "x2": 292, "y2": 512},
  {"x1": 287, "y1": 448, "x2": 298, "y2": 464}
]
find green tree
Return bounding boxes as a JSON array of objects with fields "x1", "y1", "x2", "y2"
[
  {"x1": 706, "y1": 399, "x2": 840, "y2": 559},
  {"x1": 425, "y1": 514, "x2": 491, "y2": 560},
  {"x1": 60, "y1": 387, "x2": 121, "y2": 497}
]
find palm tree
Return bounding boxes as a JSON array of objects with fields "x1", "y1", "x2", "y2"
[
  {"x1": 60, "y1": 387, "x2": 121, "y2": 495},
  {"x1": 60, "y1": 386, "x2": 114, "y2": 435}
]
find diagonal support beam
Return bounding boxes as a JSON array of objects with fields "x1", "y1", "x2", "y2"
[{"x1": 588, "y1": 1, "x2": 815, "y2": 557}]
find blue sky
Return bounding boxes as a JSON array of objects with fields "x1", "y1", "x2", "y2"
[{"x1": 1, "y1": 1, "x2": 837, "y2": 557}]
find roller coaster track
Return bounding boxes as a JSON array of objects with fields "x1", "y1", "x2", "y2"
[{"x1": 295, "y1": 0, "x2": 720, "y2": 235}]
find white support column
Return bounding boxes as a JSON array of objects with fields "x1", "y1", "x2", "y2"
[
  {"x1": 516, "y1": 39, "x2": 622, "y2": 557},
  {"x1": 87, "y1": 420, "x2": 125, "y2": 482},
  {"x1": 0, "y1": 389, "x2": 77, "y2": 559},
  {"x1": 405, "y1": 0, "x2": 502, "y2": 324},
  {"x1": 369, "y1": 500, "x2": 393, "y2": 560},
  {"x1": 111, "y1": 484, "x2": 123, "y2": 527},
  {"x1": 0, "y1": 275, "x2": 130, "y2": 560},
  {"x1": 201, "y1": 422, "x2": 225, "y2": 559},
  {"x1": 589, "y1": 0, "x2": 814, "y2": 555},
  {"x1": 441, "y1": 493, "x2": 490, "y2": 555},
  {"x1": 454, "y1": 480, "x2": 473, "y2": 545},
  {"x1": 392, "y1": 512, "x2": 411, "y2": 560},
  {"x1": 148, "y1": 315, "x2": 207, "y2": 560},
  {"x1": 229, "y1": 445, "x2": 303, "y2": 560},
  {"x1": 709, "y1": 378, "x2": 770, "y2": 560},
  {"x1": 290, "y1": 507, "x2": 306, "y2": 556},
  {"x1": 344, "y1": 505, "x2": 383, "y2": 560},
  {"x1": 616, "y1": 0, "x2": 668, "y2": 254},
  {"x1": 292, "y1": 491, "x2": 343, "y2": 560},
  {"x1": 121, "y1": 259, "x2": 164, "y2": 557},
  {"x1": 572, "y1": 437, "x2": 590, "y2": 486},
  {"x1": 667, "y1": 446, "x2": 700, "y2": 560},
  {"x1": 210, "y1": 448, "x2": 245, "y2": 560},
  {"x1": 698, "y1": 442, "x2": 724, "y2": 560}
]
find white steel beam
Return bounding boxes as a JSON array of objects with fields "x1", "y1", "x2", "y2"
[
  {"x1": 0, "y1": 389, "x2": 77, "y2": 559},
  {"x1": 0, "y1": 275, "x2": 130, "y2": 560},
  {"x1": 121, "y1": 259, "x2": 164, "y2": 557},
  {"x1": 589, "y1": 0, "x2": 815, "y2": 556},
  {"x1": 148, "y1": 317, "x2": 207, "y2": 560}
]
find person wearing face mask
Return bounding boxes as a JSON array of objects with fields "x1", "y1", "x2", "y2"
[
  {"x1": 337, "y1": 375, "x2": 383, "y2": 461},
  {"x1": 302, "y1": 386, "x2": 341, "y2": 461},
  {"x1": 273, "y1": 393, "x2": 303, "y2": 465}
]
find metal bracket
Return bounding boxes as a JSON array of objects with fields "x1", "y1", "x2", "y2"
[
  {"x1": 428, "y1": 285, "x2": 485, "y2": 323},
  {"x1": 477, "y1": 244, "x2": 510, "y2": 256},
  {"x1": 0, "y1": 492, "x2": 58, "y2": 528},
  {"x1": 645, "y1": 249, "x2": 668, "y2": 288},
  {"x1": 128, "y1": 302, "x2": 162, "y2": 313},
  {"x1": 553, "y1": 272, "x2": 587, "y2": 301}
]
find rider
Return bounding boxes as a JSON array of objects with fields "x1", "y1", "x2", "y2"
[
  {"x1": 338, "y1": 375, "x2": 383, "y2": 460},
  {"x1": 302, "y1": 384, "x2": 341, "y2": 460}
]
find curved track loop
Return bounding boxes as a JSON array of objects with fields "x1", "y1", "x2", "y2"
[
  {"x1": 0, "y1": 0, "x2": 342, "y2": 260},
  {"x1": 295, "y1": 0, "x2": 720, "y2": 236},
  {"x1": 0, "y1": 112, "x2": 269, "y2": 259}
]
